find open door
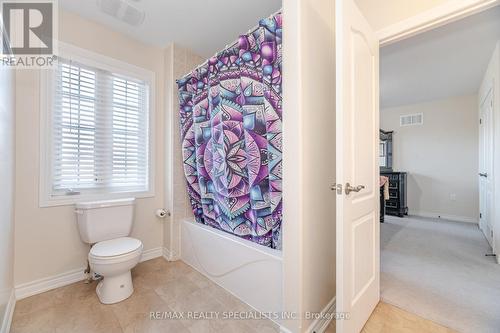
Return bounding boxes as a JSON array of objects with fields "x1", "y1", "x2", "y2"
[
  {"x1": 335, "y1": 0, "x2": 380, "y2": 332},
  {"x1": 479, "y1": 87, "x2": 494, "y2": 247}
]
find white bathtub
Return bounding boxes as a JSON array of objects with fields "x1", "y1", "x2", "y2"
[{"x1": 180, "y1": 218, "x2": 283, "y2": 315}]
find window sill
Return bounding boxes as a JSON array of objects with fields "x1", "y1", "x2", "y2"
[{"x1": 39, "y1": 190, "x2": 155, "y2": 208}]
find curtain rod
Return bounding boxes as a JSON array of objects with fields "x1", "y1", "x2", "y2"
[{"x1": 176, "y1": 8, "x2": 282, "y2": 83}]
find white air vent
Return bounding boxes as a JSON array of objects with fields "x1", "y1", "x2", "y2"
[
  {"x1": 97, "y1": 0, "x2": 145, "y2": 26},
  {"x1": 400, "y1": 113, "x2": 423, "y2": 126}
]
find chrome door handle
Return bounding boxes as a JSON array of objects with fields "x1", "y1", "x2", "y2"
[
  {"x1": 345, "y1": 183, "x2": 365, "y2": 195},
  {"x1": 479, "y1": 173, "x2": 488, "y2": 178}
]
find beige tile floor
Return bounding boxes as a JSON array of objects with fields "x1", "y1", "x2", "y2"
[
  {"x1": 11, "y1": 257, "x2": 455, "y2": 333},
  {"x1": 10, "y1": 258, "x2": 279, "y2": 333}
]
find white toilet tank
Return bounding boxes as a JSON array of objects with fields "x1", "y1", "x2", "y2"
[{"x1": 75, "y1": 198, "x2": 136, "y2": 244}]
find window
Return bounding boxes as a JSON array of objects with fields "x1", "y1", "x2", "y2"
[{"x1": 40, "y1": 44, "x2": 154, "y2": 206}]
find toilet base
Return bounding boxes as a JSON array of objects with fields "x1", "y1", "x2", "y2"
[{"x1": 95, "y1": 270, "x2": 134, "y2": 304}]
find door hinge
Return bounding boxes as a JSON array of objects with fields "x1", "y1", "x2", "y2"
[
  {"x1": 480, "y1": 213, "x2": 482, "y2": 219},
  {"x1": 480, "y1": 118, "x2": 482, "y2": 125}
]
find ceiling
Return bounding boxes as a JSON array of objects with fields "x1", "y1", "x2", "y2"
[
  {"x1": 60, "y1": 0, "x2": 282, "y2": 58},
  {"x1": 381, "y1": 5, "x2": 500, "y2": 109}
]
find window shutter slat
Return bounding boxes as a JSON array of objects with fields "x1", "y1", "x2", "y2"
[{"x1": 51, "y1": 58, "x2": 149, "y2": 195}]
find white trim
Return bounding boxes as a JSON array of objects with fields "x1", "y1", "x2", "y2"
[
  {"x1": 39, "y1": 41, "x2": 156, "y2": 207},
  {"x1": 162, "y1": 247, "x2": 180, "y2": 261},
  {"x1": 15, "y1": 267, "x2": 87, "y2": 300},
  {"x1": 409, "y1": 210, "x2": 479, "y2": 224},
  {"x1": 140, "y1": 247, "x2": 163, "y2": 262},
  {"x1": 306, "y1": 297, "x2": 336, "y2": 333},
  {"x1": 14, "y1": 247, "x2": 163, "y2": 300},
  {"x1": 57, "y1": 42, "x2": 155, "y2": 82},
  {"x1": 0, "y1": 290, "x2": 15, "y2": 333},
  {"x1": 164, "y1": 44, "x2": 174, "y2": 252},
  {"x1": 377, "y1": 0, "x2": 500, "y2": 46},
  {"x1": 162, "y1": 247, "x2": 171, "y2": 261},
  {"x1": 39, "y1": 191, "x2": 156, "y2": 208}
]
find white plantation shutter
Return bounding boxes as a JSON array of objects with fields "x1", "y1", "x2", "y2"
[
  {"x1": 52, "y1": 62, "x2": 97, "y2": 191},
  {"x1": 50, "y1": 58, "x2": 150, "y2": 196},
  {"x1": 111, "y1": 77, "x2": 148, "y2": 189}
]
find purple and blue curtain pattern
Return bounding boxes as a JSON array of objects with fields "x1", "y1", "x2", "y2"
[{"x1": 177, "y1": 13, "x2": 282, "y2": 249}]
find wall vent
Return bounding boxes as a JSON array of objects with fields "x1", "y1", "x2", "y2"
[{"x1": 400, "y1": 113, "x2": 423, "y2": 126}]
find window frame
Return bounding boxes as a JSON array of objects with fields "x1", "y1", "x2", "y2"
[{"x1": 39, "y1": 42, "x2": 156, "y2": 207}]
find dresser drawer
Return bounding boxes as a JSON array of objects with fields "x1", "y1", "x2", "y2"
[
  {"x1": 389, "y1": 189, "x2": 398, "y2": 199},
  {"x1": 389, "y1": 181, "x2": 398, "y2": 189},
  {"x1": 385, "y1": 200, "x2": 399, "y2": 209}
]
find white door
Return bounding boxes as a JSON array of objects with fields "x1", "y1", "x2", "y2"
[
  {"x1": 479, "y1": 88, "x2": 494, "y2": 246},
  {"x1": 336, "y1": 0, "x2": 380, "y2": 332}
]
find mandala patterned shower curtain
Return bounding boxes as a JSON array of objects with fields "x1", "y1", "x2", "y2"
[{"x1": 177, "y1": 13, "x2": 282, "y2": 249}]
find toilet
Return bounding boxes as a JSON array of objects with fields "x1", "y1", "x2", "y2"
[{"x1": 75, "y1": 198, "x2": 143, "y2": 304}]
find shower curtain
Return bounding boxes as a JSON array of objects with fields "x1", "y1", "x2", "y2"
[{"x1": 177, "y1": 13, "x2": 282, "y2": 249}]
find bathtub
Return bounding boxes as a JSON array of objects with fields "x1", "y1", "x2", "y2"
[{"x1": 180, "y1": 218, "x2": 283, "y2": 315}]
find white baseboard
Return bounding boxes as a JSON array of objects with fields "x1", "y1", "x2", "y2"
[
  {"x1": 0, "y1": 290, "x2": 15, "y2": 333},
  {"x1": 15, "y1": 246, "x2": 164, "y2": 301},
  {"x1": 409, "y1": 210, "x2": 478, "y2": 224},
  {"x1": 140, "y1": 247, "x2": 163, "y2": 262},
  {"x1": 162, "y1": 247, "x2": 180, "y2": 261},
  {"x1": 15, "y1": 267, "x2": 86, "y2": 300},
  {"x1": 306, "y1": 297, "x2": 336, "y2": 333}
]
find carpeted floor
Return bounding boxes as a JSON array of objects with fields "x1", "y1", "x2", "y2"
[{"x1": 381, "y1": 215, "x2": 500, "y2": 333}]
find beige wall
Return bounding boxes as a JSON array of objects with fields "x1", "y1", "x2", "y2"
[
  {"x1": 300, "y1": 0, "x2": 336, "y2": 331},
  {"x1": 282, "y1": 0, "x2": 336, "y2": 331},
  {"x1": 14, "y1": 10, "x2": 166, "y2": 286},
  {"x1": 163, "y1": 44, "x2": 203, "y2": 259},
  {"x1": 355, "y1": 0, "x2": 449, "y2": 30},
  {"x1": 381, "y1": 94, "x2": 479, "y2": 222},
  {"x1": 0, "y1": 65, "x2": 15, "y2": 325}
]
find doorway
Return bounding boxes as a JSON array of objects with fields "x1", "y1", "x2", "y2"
[
  {"x1": 377, "y1": 6, "x2": 500, "y2": 333},
  {"x1": 335, "y1": 1, "x2": 500, "y2": 333}
]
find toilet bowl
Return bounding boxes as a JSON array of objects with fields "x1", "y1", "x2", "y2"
[
  {"x1": 89, "y1": 237, "x2": 143, "y2": 304},
  {"x1": 75, "y1": 198, "x2": 143, "y2": 304}
]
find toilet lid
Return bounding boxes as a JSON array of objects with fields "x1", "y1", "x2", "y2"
[{"x1": 90, "y1": 237, "x2": 142, "y2": 257}]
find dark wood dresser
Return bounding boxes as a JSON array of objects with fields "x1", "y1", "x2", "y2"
[{"x1": 380, "y1": 171, "x2": 408, "y2": 217}]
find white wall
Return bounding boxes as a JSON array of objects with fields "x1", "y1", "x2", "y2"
[
  {"x1": 163, "y1": 44, "x2": 203, "y2": 260},
  {"x1": 282, "y1": 0, "x2": 336, "y2": 331},
  {"x1": 479, "y1": 41, "x2": 500, "y2": 260},
  {"x1": 14, "y1": 10, "x2": 166, "y2": 286},
  {"x1": 381, "y1": 94, "x2": 479, "y2": 223},
  {"x1": 0, "y1": 65, "x2": 16, "y2": 330},
  {"x1": 355, "y1": 0, "x2": 449, "y2": 31}
]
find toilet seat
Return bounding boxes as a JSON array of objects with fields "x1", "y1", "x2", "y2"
[
  {"x1": 88, "y1": 237, "x2": 143, "y2": 304},
  {"x1": 89, "y1": 237, "x2": 143, "y2": 264}
]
